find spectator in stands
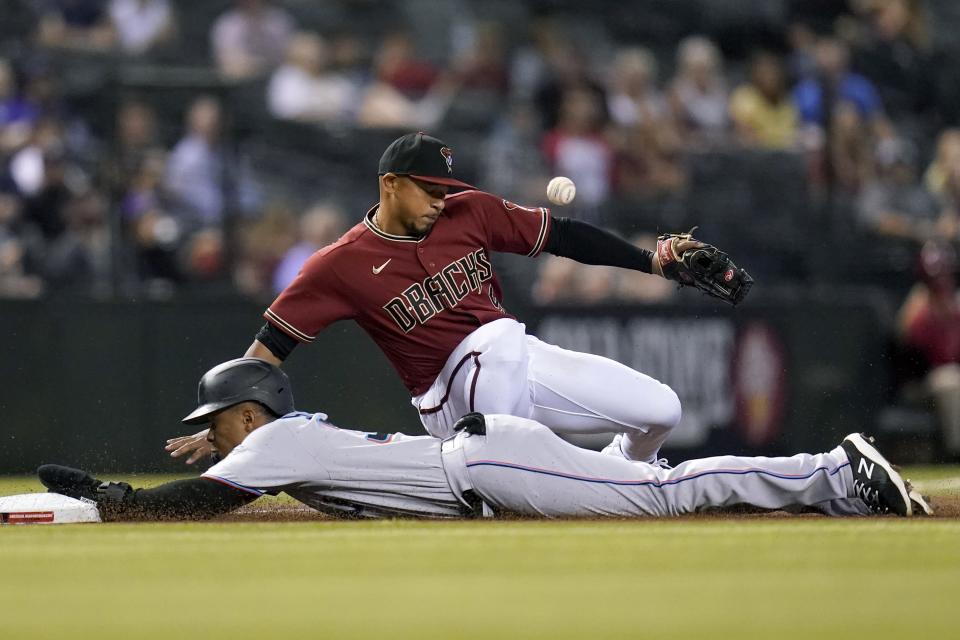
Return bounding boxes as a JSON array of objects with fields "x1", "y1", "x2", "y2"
[
  {"x1": 897, "y1": 241, "x2": 960, "y2": 460},
  {"x1": 607, "y1": 47, "x2": 670, "y2": 130},
  {"x1": 613, "y1": 122, "x2": 686, "y2": 199},
  {"x1": 923, "y1": 129, "x2": 960, "y2": 198},
  {"x1": 509, "y1": 17, "x2": 565, "y2": 103},
  {"x1": 17, "y1": 66, "x2": 64, "y2": 123},
  {"x1": 669, "y1": 36, "x2": 730, "y2": 148},
  {"x1": 923, "y1": 129, "x2": 960, "y2": 241},
  {"x1": 267, "y1": 32, "x2": 356, "y2": 124},
  {"x1": 12, "y1": 121, "x2": 78, "y2": 242},
  {"x1": 793, "y1": 36, "x2": 890, "y2": 136},
  {"x1": 542, "y1": 86, "x2": 614, "y2": 221},
  {"x1": 604, "y1": 48, "x2": 683, "y2": 199},
  {"x1": 856, "y1": 138, "x2": 939, "y2": 240},
  {"x1": 184, "y1": 227, "x2": 224, "y2": 280},
  {"x1": 271, "y1": 203, "x2": 346, "y2": 294},
  {"x1": 37, "y1": 0, "x2": 116, "y2": 52},
  {"x1": 163, "y1": 96, "x2": 261, "y2": 229},
  {"x1": 106, "y1": 99, "x2": 161, "y2": 192},
  {"x1": 795, "y1": 36, "x2": 892, "y2": 192},
  {"x1": 729, "y1": 51, "x2": 798, "y2": 150},
  {"x1": 327, "y1": 31, "x2": 366, "y2": 86},
  {"x1": 450, "y1": 21, "x2": 509, "y2": 97},
  {"x1": 369, "y1": 31, "x2": 438, "y2": 97},
  {"x1": 44, "y1": 189, "x2": 111, "y2": 294},
  {"x1": 124, "y1": 152, "x2": 183, "y2": 287},
  {"x1": 531, "y1": 40, "x2": 607, "y2": 133},
  {"x1": 121, "y1": 150, "x2": 164, "y2": 219},
  {"x1": 828, "y1": 101, "x2": 878, "y2": 194},
  {"x1": 108, "y1": 0, "x2": 175, "y2": 56},
  {"x1": 0, "y1": 58, "x2": 39, "y2": 153},
  {"x1": 0, "y1": 192, "x2": 43, "y2": 298},
  {"x1": 9, "y1": 65, "x2": 91, "y2": 163},
  {"x1": 851, "y1": 0, "x2": 932, "y2": 117},
  {"x1": 211, "y1": 0, "x2": 294, "y2": 80},
  {"x1": 482, "y1": 100, "x2": 550, "y2": 204},
  {"x1": 235, "y1": 204, "x2": 297, "y2": 298},
  {"x1": 786, "y1": 20, "x2": 818, "y2": 83},
  {"x1": 357, "y1": 32, "x2": 459, "y2": 129}
]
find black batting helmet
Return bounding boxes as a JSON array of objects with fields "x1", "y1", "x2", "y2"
[{"x1": 182, "y1": 358, "x2": 295, "y2": 425}]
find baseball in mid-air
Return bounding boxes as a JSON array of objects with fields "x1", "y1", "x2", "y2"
[{"x1": 546, "y1": 176, "x2": 576, "y2": 206}]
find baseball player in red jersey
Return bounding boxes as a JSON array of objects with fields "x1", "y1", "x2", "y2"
[{"x1": 169, "y1": 132, "x2": 703, "y2": 465}]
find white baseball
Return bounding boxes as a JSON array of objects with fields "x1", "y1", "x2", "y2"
[{"x1": 546, "y1": 176, "x2": 576, "y2": 206}]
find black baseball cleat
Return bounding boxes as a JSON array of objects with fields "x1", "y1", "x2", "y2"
[{"x1": 840, "y1": 433, "x2": 912, "y2": 517}]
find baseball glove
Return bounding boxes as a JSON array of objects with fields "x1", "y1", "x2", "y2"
[
  {"x1": 37, "y1": 464, "x2": 133, "y2": 516},
  {"x1": 656, "y1": 229, "x2": 754, "y2": 306}
]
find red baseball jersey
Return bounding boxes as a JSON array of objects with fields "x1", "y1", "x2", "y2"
[{"x1": 265, "y1": 190, "x2": 552, "y2": 394}]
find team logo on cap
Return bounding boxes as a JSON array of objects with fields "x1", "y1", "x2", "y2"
[{"x1": 440, "y1": 147, "x2": 454, "y2": 174}]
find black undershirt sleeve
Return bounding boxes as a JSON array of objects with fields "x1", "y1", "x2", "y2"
[
  {"x1": 255, "y1": 322, "x2": 298, "y2": 361},
  {"x1": 115, "y1": 477, "x2": 259, "y2": 520},
  {"x1": 542, "y1": 216, "x2": 654, "y2": 274}
]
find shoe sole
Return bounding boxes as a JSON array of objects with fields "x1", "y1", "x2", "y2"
[{"x1": 844, "y1": 433, "x2": 912, "y2": 517}]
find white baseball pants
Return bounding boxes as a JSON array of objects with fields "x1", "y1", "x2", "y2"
[{"x1": 413, "y1": 319, "x2": 681, "y2": 462}]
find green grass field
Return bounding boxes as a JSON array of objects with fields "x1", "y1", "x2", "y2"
[{"x1": 2, "y1": 469, "x2": 958, "y2": 640}]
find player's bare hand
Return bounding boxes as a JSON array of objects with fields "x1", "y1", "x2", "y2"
[{"x1": 165, "y1": 429, "x2": 213, "y2": 465}]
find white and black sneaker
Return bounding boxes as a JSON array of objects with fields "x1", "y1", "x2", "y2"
[{"x1": 840, "y1": 433, "x2": 912, "y2": 517}]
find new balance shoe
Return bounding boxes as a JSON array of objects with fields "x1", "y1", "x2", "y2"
[{"x1": 840, "y1": 433, "x2": 912, "y2": 517}]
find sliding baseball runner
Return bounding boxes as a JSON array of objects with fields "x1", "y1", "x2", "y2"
[{"x1": 43, "y1": 359, "x2": 933, "y2": 521}]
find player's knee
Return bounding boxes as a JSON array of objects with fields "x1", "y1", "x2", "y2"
[
  {"x1": 651, "y1": 384, "x2": 682, "y2": 430},
  {"x1": 618, "y1": 384, "x2": 680, "y2": 432}
]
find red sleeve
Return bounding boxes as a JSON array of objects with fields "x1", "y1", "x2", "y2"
[
  {"x1": 472, "y1": 191, "x2": 552, "y2": 257},
  {"x1": 264, "y1": 249, "x2": 354, "y2": 343}
]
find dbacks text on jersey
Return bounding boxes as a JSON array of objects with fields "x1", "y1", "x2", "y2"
[{"x1": 383, "y1": 248, "x2": 494, "y2": 332}]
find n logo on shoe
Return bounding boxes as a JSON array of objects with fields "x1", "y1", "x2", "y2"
[{"x1": 858, "y1": 458, "x2": 875, "y2": 479}]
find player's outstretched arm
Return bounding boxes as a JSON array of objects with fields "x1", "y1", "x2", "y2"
[
  {"x1": 38, "y1": 465, "x2": 258, "y2": 521},
  {"x1": 545, "y1": 218, "x2": 752, "y2": 305},
  {"x1": 544, "y1": 217, "x2": 665, "y2": 274},
  {"x1": 542, "y1": 216, "x2": 709, "y2": 276}
]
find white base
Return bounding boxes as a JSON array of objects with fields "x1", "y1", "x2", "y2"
[{"x1": 0, "y1": 493, "x2": 102, "y2": 524}]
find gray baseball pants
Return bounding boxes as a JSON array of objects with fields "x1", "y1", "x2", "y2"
[{"x1": 441, "y1": 415, "x2": 870, "y2": 517}]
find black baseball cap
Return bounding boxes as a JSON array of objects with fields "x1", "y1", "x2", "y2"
[{"x1": 378, "y1": 132, "x2": 475, "y2": 190}]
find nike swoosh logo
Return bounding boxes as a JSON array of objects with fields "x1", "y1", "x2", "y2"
[{"x1": 372, "y1": 259, "x2": 392, "y2": 275}]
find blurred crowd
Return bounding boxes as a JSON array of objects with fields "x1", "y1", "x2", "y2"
[{"x1": 0, "y1": 0, "x2": 958, "y2": 306}]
